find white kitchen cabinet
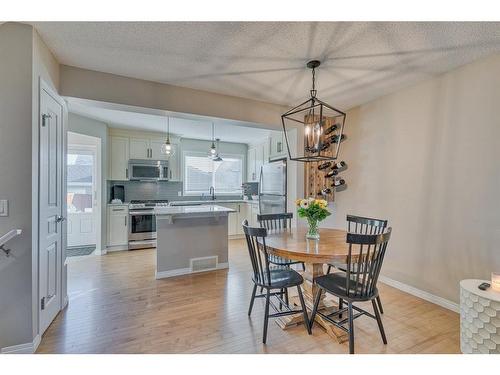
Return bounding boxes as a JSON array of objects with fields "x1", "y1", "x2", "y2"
[
  {"x1": 250, "y1": 203, "x2": 260, "y2": 227},
  {"x1": 255, "y1": 143, "x2": 264, "y2": 182},
  {"x1": 109, "y1": 136, "x2": 130, "y2": 180},
  {"x1": 129, "y1": 137, "x2": 151, "y2": 159},
  {"x1": 130, "y1": 137, "x2": 171, "y2": 160},
  {"x1": 107, "y1": 205, "x2": 129, "y2": 249},
  {"x1": 218, "y1": 203, "x2": 239, "y2": 235},
  {"x1": 217, "y1": 202, "x2": 249, "y2": 236},
  {"x1": 167, "y1": 144, "x2": 180, "y2": 180},
  {"x1": 263, "y1": 138, "x2": 270, "y2": 164},
  {"x1": 270, "y1": 131, "x2": 287, "y2": 160},
  {"x1": 247, "y1": 147, "x2": 257, "y2": 182}
]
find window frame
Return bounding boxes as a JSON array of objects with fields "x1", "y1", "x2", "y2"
[{"x1": 182, "y1": 150, "x2": 244, "y2": 196}]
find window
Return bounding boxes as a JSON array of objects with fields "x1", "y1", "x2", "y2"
[
  {"x1": 67, "y1": 151, "x2": 94, "y2": 213},
  {"x1": 184, "y1": 151, "x2": 243, "y2": 195}
]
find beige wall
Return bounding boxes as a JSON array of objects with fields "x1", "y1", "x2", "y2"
[
  {"x1": 0, "y1": 22, "x2": 35, "y2": 350},
  {"x1": 323, "y1": 53, "x2": 500, "y2": 304},
  {"x1": 0, "y1": 22, "x2": 60, "y2": 350},
  {"x1": 60, "y1": 65, "x2": 289, "y2": 130}
]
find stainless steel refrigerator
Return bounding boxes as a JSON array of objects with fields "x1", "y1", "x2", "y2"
[{"x1": 259, "y1": 159, "x2": 287, "y2": 214}]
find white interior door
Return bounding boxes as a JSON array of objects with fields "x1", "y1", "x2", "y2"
[
  {"x1": 67, "y1": 143, "x2": 98, "y2": 248},
  {"x1": 39, "y1": 84, "x2": 64, "y2": 334}
]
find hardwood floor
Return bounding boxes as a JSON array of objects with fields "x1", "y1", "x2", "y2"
[{"x1": 37, "y1": 239, "x2": 460, "y2": 354}]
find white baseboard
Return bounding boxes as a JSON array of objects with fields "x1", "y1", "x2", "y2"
[
  {"x1": 156, "y1": 262, "x2": 229, "y2": 279},
  {"x1": 1, "y1": 334, "x2": 40, "y2": 354},
  {"x1": 378, "y1": 275, "x2": 459, "y2": 313}
]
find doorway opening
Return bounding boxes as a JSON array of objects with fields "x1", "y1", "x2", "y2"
[{"x1": 66, "y1": 132, "x2": 102, "y2": 258}]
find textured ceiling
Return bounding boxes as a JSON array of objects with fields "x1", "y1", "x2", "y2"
[{"x1": 32, "y1": 22, "x2": 500, "y2": 110}]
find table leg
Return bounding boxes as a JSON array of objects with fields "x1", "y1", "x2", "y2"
[{"x1": 274, "y1": 263, "x2": 348, "y2": 343}]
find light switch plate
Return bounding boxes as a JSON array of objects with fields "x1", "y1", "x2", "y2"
[{"x1": 0, "y1": 200, "x2": 8, "y2": 216}]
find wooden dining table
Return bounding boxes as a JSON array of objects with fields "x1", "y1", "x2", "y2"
[{"x1": 258, "y1": 227, "x2": 350, "y2": 342}]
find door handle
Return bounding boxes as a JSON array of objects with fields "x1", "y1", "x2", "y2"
[{"x1": 55, "y1": 215, "x2": 66, "y2": 223}]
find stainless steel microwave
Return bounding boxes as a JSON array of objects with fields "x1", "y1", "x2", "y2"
[{"x1": 128, "y1": 159, "x2": 169, "y2": 181}]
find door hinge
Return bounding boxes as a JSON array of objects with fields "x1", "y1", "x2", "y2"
[
  {"x1": 41, "y1": 113, "x2": 52, "y2": 127},
  {"x1": 41, "y1": 297, "x2": 45, "y2": 310}
]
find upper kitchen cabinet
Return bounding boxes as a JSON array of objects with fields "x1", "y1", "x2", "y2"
[
  {"x1": 130, "y1": 137, "x2": 171, "y2": 160},
  {"x1": 269, "y1": 131, "x2": 287, "y2": 160},
  {"x1": 130, "y1": 137, "x2": 151, "y2": 159},
  {"x1": 167, "y1": 144, "x2": 180, "y2": 180},
  {"x1": 108, "y1": 128, "x2": 181, "y2": 181},
  {"x1": 247, "y1": 138, "x2": 270, "y2": 182},
  {"x1": 109, "y1": 136, "x2": 130, "y2": 180},
  {"x1": 247, "y1": 147, "x2": 256, "y2": 182}
]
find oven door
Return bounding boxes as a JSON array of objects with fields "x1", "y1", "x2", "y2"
[{"x1": 128, "y1": 211, "x2": 156, "y2": 241}]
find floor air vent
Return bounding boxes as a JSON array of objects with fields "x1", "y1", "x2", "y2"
[{"x1": 190, "y1": 256, "x2": 218, "y2": 272}]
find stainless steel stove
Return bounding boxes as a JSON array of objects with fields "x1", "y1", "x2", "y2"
[{"x1": 128, "y1": 200, "x2": 169, "y2": 250}]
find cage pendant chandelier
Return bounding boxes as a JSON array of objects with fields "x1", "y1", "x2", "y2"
[{"x1": 282, "y1": 60, "x2": 346, "y2": 162}]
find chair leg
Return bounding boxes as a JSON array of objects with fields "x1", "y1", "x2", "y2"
[
  {"x1": 348, "y1": 302, "x2": 355, "y2": 354},
  {"x1": 301, "y1": 262, "x2": 306, "y2": 271},
  {"x1": 248, "y1": 284, "x2": 257, "y2": 316},
  {"x1": 296, "y1": 285, "x2": 311, "y2": 334},
  {"x1": 284, "y1": 288, "x2": 289, "y2": 307},
  {"x1": 309, "y1": 288, "x2": 323, "y2": 332},
  {"x1": 338, "y1": 297, "x2": 343, "y2": 319},
  {"x1": 263, "y1": 289, "x2": 271, "y2": 344},
  {"x1": 326, "y1": 265, "x2": 332, "y2": 274},
  {"x1": 372, "y1": 299, "x2": 387, "y2": 344},
  {"x1": 279, "y1": 289, "x2": 284, "y2": 310},
  {"x1": 376, "y1": 295, "x2": 384, "y2": 314}
]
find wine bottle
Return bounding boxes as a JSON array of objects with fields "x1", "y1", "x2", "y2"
[
  {"x1": 329, "y1": 134, "x2": 346, "y2": 143},
  {"x1": 324, "y1": 124, "x2": 338, "y2": 135},
  {"x1": 332, "y1": 160, "x2": 346, "y2": 170},
  {"x1": 331, "y1": 179, "x2": 346, "y2": 188},
  {"x1": 317, "y1": 162, "x2": 332, "y2": 170},
  {"x1": 324, "y1": 169, "x2": 339, "y2": 178},
  {"x1": 318, "y1": 188, "x2": 332, "y2": 196},
  {"x1": 320, "y1": 142, "x2": 331, "y2": 151}
]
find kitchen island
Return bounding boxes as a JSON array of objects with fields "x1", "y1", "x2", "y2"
[{"x1": 154, "y1": 205, "x2": 235, "y2": 279}]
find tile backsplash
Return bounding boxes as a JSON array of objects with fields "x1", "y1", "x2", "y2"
[{"x1": 107, "y1": 180, "x2": 242, "y2": 203}]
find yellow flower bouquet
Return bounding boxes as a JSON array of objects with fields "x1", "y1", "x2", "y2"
[{"x1": 295, "y1": 197, "x2": 331, "y2": 239}]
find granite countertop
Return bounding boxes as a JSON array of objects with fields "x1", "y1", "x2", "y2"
[{"x1": 154, "y1": 204, "x2": 236, "y2": 217}]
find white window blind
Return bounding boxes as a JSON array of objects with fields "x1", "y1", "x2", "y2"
[{"x1": 184, "y1": 152, "x2": 243, "y2": 195}]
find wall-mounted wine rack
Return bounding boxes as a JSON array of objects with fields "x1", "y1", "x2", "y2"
[{"x1": 304, "y1": 115, "x2": 346, "y2": 202}]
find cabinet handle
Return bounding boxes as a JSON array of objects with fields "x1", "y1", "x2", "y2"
[
  {"x1": 112, "y1": 208, "x2": 125, "y2": 212},
  {"x1": 125, "y1": 216, "x2": 127, "y2": 226},
  {"x1": 170, "y1": 170, "x2": 172, "y2": 179},
  {"x1": 125, "y1": 168, "x2": 129, "y2": 179}
]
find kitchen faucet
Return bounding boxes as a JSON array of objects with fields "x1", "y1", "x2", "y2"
[{"x1": 209, "y1": 186, "x2": 216, "y2": 200}]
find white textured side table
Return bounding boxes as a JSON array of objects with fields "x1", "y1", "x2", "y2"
[{"x1": 460, "y1": 279, "x2": 500, "y2": 354}]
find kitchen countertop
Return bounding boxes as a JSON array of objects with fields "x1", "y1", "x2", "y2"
[
  {"x1": 154, "y1": 204, "x2": 236, "y2": 217},
  {"x1": 169, "y1": 199, "x2": 259, "y2": 206}
]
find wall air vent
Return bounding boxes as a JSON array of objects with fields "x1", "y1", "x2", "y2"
[{"x1": 190, "y1": 256, "x2": 218, "y2": 272}]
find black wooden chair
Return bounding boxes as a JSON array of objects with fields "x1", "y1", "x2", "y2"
[
  {"x1": 243, "y1": 220, "x2": 311, "y2": 343},
  {"x1": 257, "y1": 213, "x2": 305, "y2": 271},
  {"x1": 327, "y1": 215, "x2": 388, "y2": 315},
  {"x1": 310, "y1": 228, "x2": 392, "y2": 354}
]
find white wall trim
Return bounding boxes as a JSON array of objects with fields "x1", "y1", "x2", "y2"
[
  {"x1": 1, "y1": 334, "x2": 40, "y2": 354},
  {"x1": 378, "y1": 275, "x2": 459, "y2": 313},
  {"x1": 156, "y1": 262, "x2": 229, "y2": 280}
]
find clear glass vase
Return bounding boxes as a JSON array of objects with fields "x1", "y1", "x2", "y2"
[{"x1": 306, "y1": 218, "x2": 320, "y2": 240}]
